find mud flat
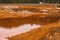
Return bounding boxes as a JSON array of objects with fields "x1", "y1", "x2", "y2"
[
  {"x1": 0, "y1": 4, "x2": 60, "y2": 40},
  {"x1": 0, "y1": 13, "x2": 60, "y2": 40},
  {"x1": 8, "y1": 20, "x2": 60, "y2": 40}
]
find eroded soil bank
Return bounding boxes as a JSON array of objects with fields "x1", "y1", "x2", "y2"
[{"x1": 0, "y1": 14, "x2": 60, "y2": 28}]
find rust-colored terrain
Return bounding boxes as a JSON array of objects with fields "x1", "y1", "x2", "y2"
[
  {"x1": 0, "y1": 4, "x2": 60, "y2": 28},
  {"x1": 0, "y1": 4, "x2": 60, "y2": 40},
  {"x1": 8, "y1": 20, "x2": 60, "y2": 40}
]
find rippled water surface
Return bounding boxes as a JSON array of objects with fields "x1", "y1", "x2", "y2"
[{"x1": 0, "y1": 24, "x2": 41, "y2": 40}]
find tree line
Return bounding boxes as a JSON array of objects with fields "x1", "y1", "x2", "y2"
[{"x1": 0, "y1": 0, "x2": 60, "y2": 4}]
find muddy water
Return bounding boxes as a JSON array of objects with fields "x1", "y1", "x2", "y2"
[
  {"x1": 0, "y1": 24, "x2": 41, "y2": 40},
  {"x1": 0, "y1": 18, "x2": 42, "y2": 40}
]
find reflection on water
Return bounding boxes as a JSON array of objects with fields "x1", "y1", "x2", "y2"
[{"x1": 0, "y1": 24, "x2": 41, "y2": 40}]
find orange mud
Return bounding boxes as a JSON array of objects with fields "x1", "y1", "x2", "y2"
[
  {"x1": 8, "y1": 20, "x2": 60, "y2": 40},
  {"x1": 0, "y1": 4, "x2": 60, "y2": 40},
  {"x1": 0, "y1": 13, "x2": 60, "y2": 28}
]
